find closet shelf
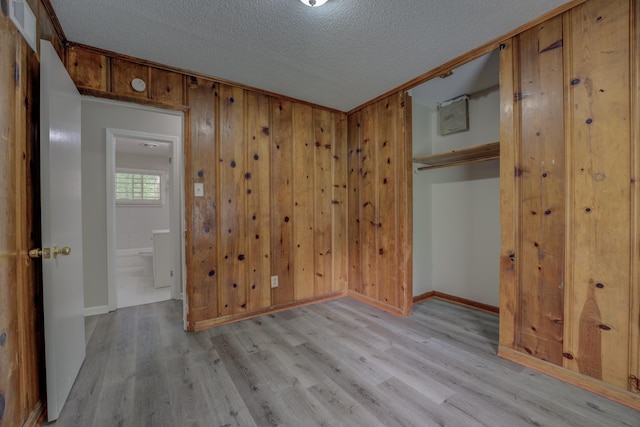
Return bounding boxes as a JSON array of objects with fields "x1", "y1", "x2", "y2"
[{"x1": 413, "y1": 141, "x2": 500, "y2": 171}]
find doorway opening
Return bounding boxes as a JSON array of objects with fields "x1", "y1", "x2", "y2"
[
  {"x1": 106, "y1": 129, "x2": 182, "y2": 310},
  {"x1": 106, "y1": 128, "x2": 184, "y2": 311},
  {"x1": 411, "y1": 50, "x2": 501, "y2": 313},
  {"x1": 80, "y1": 97, "x2": 184, "y2": 325}
]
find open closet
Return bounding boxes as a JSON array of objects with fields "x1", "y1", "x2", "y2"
[{"x1": 412, "y1": 50, "x2": 500, "y2": 311}]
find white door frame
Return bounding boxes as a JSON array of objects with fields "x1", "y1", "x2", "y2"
[{"x1": 106, "y1": 128, "x2": 186, "y2": 317}]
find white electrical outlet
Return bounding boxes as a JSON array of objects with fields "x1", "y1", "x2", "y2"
[{"x1": 270, "y1": 275, "x2": 279, "y2": 288}]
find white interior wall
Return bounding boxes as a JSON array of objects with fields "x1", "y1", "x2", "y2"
[
  {"x1": 115, "y1": 152, "x2": 171, "y2": 250},
  {"x1": 412, "y1": 102, "x2": 434, "y2": 296},
  {"x1": 81, "y1": 99, "x2": 182, "y2": 310},
  {"x1": 412, "y1": 86, "x2": 500, "y2": 306}
]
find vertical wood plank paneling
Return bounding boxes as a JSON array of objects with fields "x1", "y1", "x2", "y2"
[
  {"x1": 292, "y1": 103, "x2": 315, "y2": 301},
  {"x1": 245, "y1": 91, "x2": 271, "y2": 311},
  {"x1": 346, "y1": 93, "x2": 410, "y2": 315},
  {"x1": 516, "y1": 16, "x2": 566, "y2": 365},
  {"x1": 398, "y1": 93, "x2": 413, "y2": 314},
  {"x1": 61, "y1": 37, "x2": 351, "y2": 328},
  {"x1": 562, "y1": 8, "x2": 577, "y2": 375},
  {"x1": 0, "y1": 3, "x2": 63, "y2": 423},
  {"x1": 631, "y1": 0, "x2": 640, "y2": 392},
  {"x1": 111, "y1": 58, "x2": 149, "y2": 99},
  {"x1": 186, "y1": 77, "x2": 218, "y2": 324},
  {"x1": 347, "y1": 112, "x2": 362, "y2": 293},
  {"x1": 314, "y1": 108, "x2": 334, "y2": 296},
  {"x1": 332, "y1": 113, "x2": 349, "y2": 292},
  {"x1": 16, "y1": 40, "x2": 43, "y2": 420},
  {"x1": 218, "y1": 85, "x2": 247, "y2": 316},
  {"x1": 566, "y1": 0, "x2": 632, "y2": 387},
  {"x1": 66, "y1": 47, "x2": 108, "y2": 91},
  {"x1": 499, "y1": 38, "x2": 519, "y2": 350},
  {"x1": 150, "y1": 68, "x2": 184, "y2": 106},
  {"x1": 359, "y1": 104, "x2": 379, "y2": 299},
  {"x1": 0, "y1": 16, "x2": 21, "y2": 426},
  {"x1": 270, "y1": 99, "x2": 295, "y2": 305},
  {"x1": 376, "y1": 95, "x2": 399, "y2": 307},
  {"x1": 37, "y1": 2, "x2": 64, "y2": 57}
]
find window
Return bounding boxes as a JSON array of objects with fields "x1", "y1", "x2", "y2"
[{"x1": 115, "y1": 168, "x2": 165, "y2": 205}]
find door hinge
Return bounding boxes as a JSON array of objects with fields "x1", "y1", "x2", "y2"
[
  {"x1": 629, "y1": 375, "x2": 640, "y2": 392},
  {"x1": 169, "y1": 156, "x2": 172, "y2": 164},
  {"x1": 170, "y1": 270, "x2": 173, "y2": 277}
]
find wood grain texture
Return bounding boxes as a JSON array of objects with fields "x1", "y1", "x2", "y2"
[
  {"x1": 347, "y1": 112, "x2": 362, "y2": 293},
  {"x1": 631, "y1": 0, "x2": 640, "y2": 394},
  {"x1": 218, "y1": 84, "x2": 247, "y2": 316},
  {"x1": 516, "y1": 15, "x2": 566, "y2": 365},
  {"x1": 0, "y1": 1, "x2": 60, "y2": 424},
  {"x1": 38, "y1": 0, "x2": 66, "y2": 52},
  {"x1": 270, "y1": 99, "x2": 295, "y2": 306},
  {"x1": 111, "y1": 58, "x2": 149, "y2": 99},
  {"x1": 185, "y1": 77, "x2": 218, "y2": 324},
  {"x1": 0, "y1": 16, "x2": 21, "y2": 427},
  {"x1": 150, "y1": 67, "x2": 184, "y2": 106},
  {"x1": 399, "y1": 93, "x2": 413, "y2": 314},
  {"x1": 377, "y1": 95, "x2": 399, "y2": 307},
  {"x1": 292, "y1": 103, "x2": 315, "y2": 301},
  {"x1": 65, "y1": 42, "x2": 343, "y2": 114},
  {"x1": 313, "y1": 108, "x2": 333, "y2": 297},
  {"x1": 332, "y1": 113, "x2": 348, "y2": 292},
  {"x1": 54, "y1": 298, "x2": 640, "y2": 424},
  {"x1": 498, "y1": 38, "x2": 519, "y2": 352},
  {"x1": 414, "y1": 141, "x2": 500, "y2": 170},
  {"x1": 66, "y1": 46, "x2": 108, "y2": 92},
  {"x1": 15, "y1": 39, "x2": 44, "y2": 426},
  {"x1": 565, "y1": 0, "x2": 632, "y2": 388},
  {"x1": 359, "y1": 103, "x2": 379, "y2": 299},
  {"x1": 347, "y1": 93, "x2": 411, "y2": 315},
  {"x1": 500, "y1": 0, "x2": 640, "y2": 404},
  {"x1": 245, "y1": 91, "x2": 271, "y2": 311}
]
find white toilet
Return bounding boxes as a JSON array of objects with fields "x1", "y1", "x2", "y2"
[
  {"x1": 137, "y1": 230, "x2": 172, "y2": 288},
  {"x1": 151, "y1": 229, "x2": 172, "y2": 289},
  {"x1": 138, "y1": 248, "x2": 154, "y2": 277}
]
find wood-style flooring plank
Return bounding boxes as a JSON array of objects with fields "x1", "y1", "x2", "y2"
[{"x1": 52, "y1": 297, "x2": 640, "y2": 426}]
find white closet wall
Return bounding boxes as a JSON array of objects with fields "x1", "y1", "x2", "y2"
[{"x1": 412, "y1": 87, "x2": 500, "y2": 306}]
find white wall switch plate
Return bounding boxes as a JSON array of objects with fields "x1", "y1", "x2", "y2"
[
  {"x1": 194, "y1": 183, "x2": 204, "y2": 197},
  {"x1": 270, "y1": 275, "x2": 279, "y2": 288}
]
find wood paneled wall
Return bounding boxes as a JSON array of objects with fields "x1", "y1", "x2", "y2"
[
  {"x1": 0, "y1": 1, "x2": 64, "y2": 426},
  {"x1": 500, "y1": 0, "x2": 640, "y2": 409},
  {"x1": 66, "y1": 45, "x2": 187, "y2": 108},
  {"x1": 347, "y1": 92, "x2": 413, "y2": 315},
  {"x1": 63, "y1": 45, "x2": 348, "y2": 330}
]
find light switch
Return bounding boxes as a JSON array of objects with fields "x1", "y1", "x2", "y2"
[{"x1": 194, "y1": 183, "x2": 204, "y2": 197}]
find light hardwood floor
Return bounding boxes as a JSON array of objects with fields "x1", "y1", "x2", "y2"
[{"x1": 51, "y1": 297, "x2": 640, "y2": 426}]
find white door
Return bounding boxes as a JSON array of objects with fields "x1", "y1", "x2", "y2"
[{"x1": 39, "y1": 40, "x2": 85, "y2": 422}]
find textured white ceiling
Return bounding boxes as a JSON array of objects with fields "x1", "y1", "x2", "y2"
[
  {"x1": 412, "y1": 49, "x2": 500, "y2": 109},
  {"x1": 49, "y1": 0, "x2": 571, "y2": 112},
  {"x1": 116, "y1": 137, "x2": 171, "y2": 157}
]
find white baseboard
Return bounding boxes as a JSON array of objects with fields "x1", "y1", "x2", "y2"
[{"x1": 85, "y1": 305, "x2": 109, "y2": 316}]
